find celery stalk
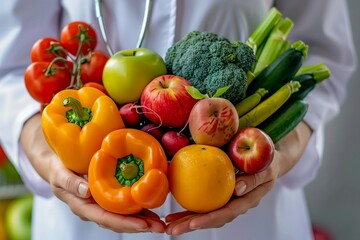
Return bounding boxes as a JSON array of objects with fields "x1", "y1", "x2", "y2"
[
  {"x1": 246, "y1": 7, "x2": 282, "y2": 54},
  {"x1": 253, "y1": 17, "x2": 294, "y2": 76},
  {"x1": 279, "y1": 40, "x2": 291, "y2": 55},
  {"x1": 295, "y1": 63, "x2": 331, "y2": 83},
  {"x1": 255, "y1": 40, "x2": 266, "y2": 60}
]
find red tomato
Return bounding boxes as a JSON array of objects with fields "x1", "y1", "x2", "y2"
[
  {"x1": 80, "y1": 51, "x2": 109, "y2": 84},
  {"x1": 83, "y1": 82, "x2": 108, "y2": 95},
  {"x1": 24, "y1": 61, "x2": 72, "y2": 104},
  {"x1": 30, "y1": 37, "x2": 67, "y2": 63},
  {"x1": 60, "y1": 21, "x2": 97, "y2": 56},
  {"x1": 0, "y1": 145, "x2": 8, "y2": 166}
]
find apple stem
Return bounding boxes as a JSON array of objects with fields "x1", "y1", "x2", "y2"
[{"x1": 237, "y1": 146, "x2": 251, "y2": 150}]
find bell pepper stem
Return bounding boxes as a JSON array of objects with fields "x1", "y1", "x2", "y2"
[
  {"x1": 115, "y1": 154, "x2": 144, "y2": 186},
  {"x1": 63, "y1": 97, "x2": 92, "y2": 127}
]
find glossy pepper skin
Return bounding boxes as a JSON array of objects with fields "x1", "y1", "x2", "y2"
[
  {"x1": 42, "y1": 87, "x2": 124, "y2": 174},
  {"x1": 88, "y1": 128, "x2": 169, "y2": 215}
]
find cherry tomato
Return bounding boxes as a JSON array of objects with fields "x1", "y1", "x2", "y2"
[
  {"x1": 83, "y1": 82, "x2": 108, "y2": 95},
  {"x1": 24, "y1": 61, "x2": 72, "y2": 104},
  {"x1": 0, "y1": 145, "x2": 8, "y2": 167},
  {"x1": 80, "y1": 51, "x2": 109, "y2": 84},
  {"x1": 30, "y1": 37, "x2": 67, "y2": 63},
  {"x1": 60, "y1": 21, "x2": 97, "y2": 56}
]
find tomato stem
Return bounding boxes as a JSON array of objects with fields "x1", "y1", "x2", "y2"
[
  {"x1": 63, "y1": 97, "x2": 92, "y2": 127},
  {"x1": 44, "y1": 56, "x2": 68, "y2": 76},
  {"x1": 115, "y1": 154, "x2": 144, "y2": 186},
  {"x1": 47, "y1": 41, "x2": 67, "y2": 58},
  {"x1": 67, "y1": 24, "x2": 97, "y2": 89}
]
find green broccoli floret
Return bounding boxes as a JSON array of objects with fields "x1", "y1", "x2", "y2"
[
  {"x1": 204, "y1": 64, "x2": 247, "y2": 103},
  {"x1": 165, "y1": 31, "x2": 202, "y2": 71},
  {"x1": 165, "y1": 31, "x2": 255, "y2": 103},
  {"x1": 232, "y1": 40, "x2": 256, "y2": 72}
]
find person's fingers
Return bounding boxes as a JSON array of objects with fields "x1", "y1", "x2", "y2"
[
  {"x1": 138, "y1": 209, "x2": 161, "y2": 220},
  {"x1": 191, "y1": 181, "x2": 275, "y2": 231},
  {"x1": 166, "y1": 181, "x2": 275, "y2": 235},
  {"x1": 49, "y1": 157, "x2": 90, "y2": 198},
  {"x1": 139, "y1": 217, "x2": 166, "y2": 233},
  {"x1": 234, "y1": 153, "x2": 280, "y2": 196},
  {"x1": 57, "y1": 187, "x2": 166, "y2": 233},
  {"x1": 136, "y1": 209, "x2": 167, "y2": 233},
  {"x1": 63, "y1": 193, "x2": 164, "y2": 233},
  {"x1": 165, "y1": 210, "x2": 194, "y2": 223},
  {"x1": 166, "y1": 213, "x2": 200, "y2": 235}
]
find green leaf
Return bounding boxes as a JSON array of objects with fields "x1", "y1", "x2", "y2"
[
  {"x1": 213, "y1": 85, "x2": 232, "y2": 98},
  {"x1": 185, "y1": 86, "x2": 208, "y2": 99}
]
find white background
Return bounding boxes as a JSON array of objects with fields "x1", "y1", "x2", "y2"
[{"x1": 305, "y1": 0, "x2": 360, "y2": 239}]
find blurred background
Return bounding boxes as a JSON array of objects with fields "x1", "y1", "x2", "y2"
[{"x1": 305, "y1": 0, "x2": 360, "y2": 239}]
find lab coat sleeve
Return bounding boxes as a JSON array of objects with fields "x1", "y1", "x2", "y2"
[
  {"x1": 0, "y1": 0, "x2": 62, "y2": 198},
  {"x1": 274, "y1": 0, "x2": 357, "y2": 188}
]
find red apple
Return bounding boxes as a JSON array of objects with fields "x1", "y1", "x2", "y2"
[
  {"x1": 140, "y1": 75, "x2": 198, "y2": 128},
  {"x1": 140, "y1": 123, "x2": 164, "y2": 141},
  {"x1": 188, "y1": 97, "x2": 239, "y2": 147},
  {"x1": 227, "y1": 127, "x2": 275, "y2": 174},
  {"x1": 119, "y1": 103, "x2": 144, "y2": 128},
  {"x1": 161, "y1": 131, "x2": 190, "y2": 157}
]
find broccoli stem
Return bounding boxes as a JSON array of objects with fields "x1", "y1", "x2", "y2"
[
  {"x1": 253, "y1": 17, "x2": 294, "y2": 76},
  {"x1": 246, "y1": 7, "x2": 282, "y2": 54},
  {"x1": 246, "y1": 71, "x2": 255, "y2": 85},
  {"x1": 295, "y1": 63, "x2": 331, "y2": 83}
]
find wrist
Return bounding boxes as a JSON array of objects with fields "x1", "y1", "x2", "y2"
[
  {"x1": 20, "y1": 113, "x2": 53, "y2": 183},
  {"x1": 275, "y1": 121, "x2": 312, "y2": 177}
]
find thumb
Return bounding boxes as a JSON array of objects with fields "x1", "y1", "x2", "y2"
[
  {"x1": 77, "y1": 181, "x2": 91, "y2": 198},
  {"x1": 234, "y1": 173, "x2": 263, "y2": 197},
  {"x1": 50, "y1": 159, "x2": 91, "y2": 198}
]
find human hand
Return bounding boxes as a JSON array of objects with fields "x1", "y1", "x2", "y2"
[
  {"x1": 165, "y1": 122, "x2": 312, "y2": 235},
  {"x1": 165, "y1": 152, "x2": 280, "y2": 235},
  {"x1": 20, "y1": 114, "x2": 166, "y2": 233},
  {"x1": 48, "y1": 156, "x2": 166, "y2": 233}
]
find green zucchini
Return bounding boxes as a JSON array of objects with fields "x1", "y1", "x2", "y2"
[
  {"x1": 259, "y1": 100, "x2": 309, "y2": 143},
  {"x1": 247, "y1": 40, "x2": 308, "y2": 97},
  {"x1": 238, "y1": 81, "x2": 301, "y2": 130},
  {"x1": 288, "y1": 73, "x2": 316, "y2": 102}
]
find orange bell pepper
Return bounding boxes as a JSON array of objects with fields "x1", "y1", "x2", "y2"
[
  {"x1": 88, "y1": 128, "x2": 169, "y2": 215},
  {"x1": 42, "y1": 87, "x2": 124, "y2": 174}
]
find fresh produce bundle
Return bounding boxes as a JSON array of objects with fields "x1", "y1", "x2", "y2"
[{"x1": 23, "y1": 7, "x2": 330, "y2": 215}]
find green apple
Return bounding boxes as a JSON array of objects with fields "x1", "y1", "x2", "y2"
[
  {"x1": 102, "y1": 48, "x2": 167, "y2": 105},
  {"x1": 5, "y1": 195, "x2": 33, "y2": 240}
]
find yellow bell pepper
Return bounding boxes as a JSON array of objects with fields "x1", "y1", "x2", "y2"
[{"x1": 42, "y1": 87, "x2": 124, "y2": 174}]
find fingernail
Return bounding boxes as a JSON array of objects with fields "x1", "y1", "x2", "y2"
[
  {"x1": 235, "y1": 181, "x2": 247, "y2": 196},
  {"x1": 78, "y1": 182, "x2": 89, "y2": 197}
]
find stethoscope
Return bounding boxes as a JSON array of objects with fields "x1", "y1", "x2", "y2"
[{"x1": 94, "y1": 0, "x2": 153, "y2": 56}]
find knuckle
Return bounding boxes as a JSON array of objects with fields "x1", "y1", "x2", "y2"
[{"x1": 96, "y1": 212, "x2": 110, "y2": 230}]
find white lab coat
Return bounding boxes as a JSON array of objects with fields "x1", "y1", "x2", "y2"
[{"x1": 0, "y1": 0, "x2": 357, "y2": 239}]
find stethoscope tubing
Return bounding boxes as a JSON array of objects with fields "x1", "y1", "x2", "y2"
[{"x1": 94, "y1": 0, "x2": 153, "y2": 56}]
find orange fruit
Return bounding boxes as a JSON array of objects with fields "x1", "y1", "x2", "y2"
[{"x1": 168, "y1": 144, "x2": 236, "y2": 213}]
